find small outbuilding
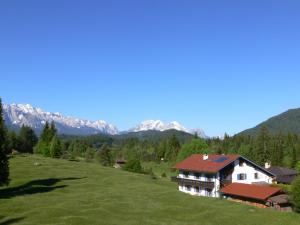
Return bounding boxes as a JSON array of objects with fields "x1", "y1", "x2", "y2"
[
  {"x1": 220, "y1": 183, "x2": 285, "y2": 209},
  {"x1": 266, "y1": 194, "x2": 292, "y2": 212},
  {"x1": 113, "y1": 159, "x2": 126, "y2": 169},
  {"x1": 266, "y1": 166, "x2": 300, "y2": 184}
]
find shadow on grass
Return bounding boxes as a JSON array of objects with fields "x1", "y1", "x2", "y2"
[
  {"x1": 0, "y1": 216, "x2": 25, "y2": 225},
  {"x1": 0, "y1": 177, "x2": 84, "y2": 199}
]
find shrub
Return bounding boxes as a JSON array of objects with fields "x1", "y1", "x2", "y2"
[
  {"x1": 161, "y1": 172, "x2": 167, "y2": 178},
  {"x1": 123, "y1": 159, "x2": 143, "y2": 173},
  {"x1": 85, "y1": 148, "x2": 95, "y2": 162},
  {"x1": 291, "y1": 176, "x2": 300, "y2": 212},
  {"x1": 95, "y1": 144, "x2": 113, "y2": 166},
  {"x1": 148, "y1": 168, "x2": 157, "y2": 180}
]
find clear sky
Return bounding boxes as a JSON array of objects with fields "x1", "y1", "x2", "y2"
[{"x1": 1, "y1": 0, "x2": 300, "y2": 136}]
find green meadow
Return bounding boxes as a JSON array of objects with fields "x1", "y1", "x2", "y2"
[{"x1": 1, "y1": 155, "x2": 300, "y2": 225}]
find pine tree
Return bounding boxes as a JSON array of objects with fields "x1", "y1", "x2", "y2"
[
  {"x1": 164, "y1": 135, "x2": 181, "y2": 162},
  {"x1": 35, "y1": 122, "x2": 57, "y2": 156},
  {"x1": 49, "y1": 121, "x2": 57, "y2": 140},
  {"x1": 0, "y1": 98, "x2": 9, "y2": 186},
  {"x1": 6, "y1": 130, "x2": 21, "y2": 153},
  {"x1": 254, "y1": 126, "x2": 270, "y2": 165},
  {"x1": 291, "y1": 146, "x2": 297, "y2": 168},
  {"x1": 40, "y1": 121, "x2": 50, "y2": 142},
  {"x1": 19, "y1": 125, "x2": 38, "y2": 153},
  {"x1": 50, "y1": 136, "x2": 61, "y2": 158}
]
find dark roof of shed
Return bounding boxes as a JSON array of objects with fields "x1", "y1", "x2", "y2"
[
  {"x1": 276, "y1": 175, "x2": 297, "y2": 184},
  {"x1": 267, "y1": 167, "x2": 299, "y2": 176}
]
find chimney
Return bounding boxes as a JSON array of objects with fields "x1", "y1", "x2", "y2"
[
  {"x1": 203, "y1": 154, "x2": 208, "y2": 160},
  {"x1": 265, "y1": 162, "x2": 271, "y2": 169}
]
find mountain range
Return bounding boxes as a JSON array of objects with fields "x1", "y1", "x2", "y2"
[{"x1": 3, "y1": 103, "x2": 207, "y2": 137}]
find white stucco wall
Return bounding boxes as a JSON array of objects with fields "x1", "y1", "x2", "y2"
[
  {"x1": 231, "y1": 159, "x2": 273, "y2": 184},
  {"x1": 178, "y1": 171, "x2": 220, "y2": 197}
]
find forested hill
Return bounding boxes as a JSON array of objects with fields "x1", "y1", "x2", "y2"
[
  {"x1": 239, "y1": 108, "x2": 300, "y2": 136},
  {"x1": 115, "y1": 129, "x2": 194, "y2": 142}
]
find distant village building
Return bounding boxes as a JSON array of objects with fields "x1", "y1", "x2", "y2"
[
  {"x1": 172, "y1": 154, "x2": 291, "y2": 210},
  {"x1": 266, "y1": 166, "x2": 300, "y2": 184},
  {"x1": 113, "y1": 159, "x2": 126, "y2": 169}
]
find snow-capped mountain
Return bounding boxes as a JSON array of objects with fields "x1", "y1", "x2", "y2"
[
  {"x1": 128, "y1": 120, "x2": 207, "y2": 138},
  {"x1": 3, "y1": 103, "x2": 118, "y2": 135},
  {"x1": 2, "y1": 103, "x2": 208, "y2": 138}
]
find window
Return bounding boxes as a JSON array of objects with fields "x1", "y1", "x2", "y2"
[
  {"x1": 185, "y1": 185, "x2": 191, "y2": 191},
  {"x1": 194, "y1": 186, "x2": 200, "y2": 193},
  {"x1": 194, "y1": 173, "x2": 201, "y2": 179},
  {"x1": 254, "y1": 173, "x2": 259, "y2": 179},
  {"x1": 237, "y1": 173, "x2": 247, "y2": 180},
  {"x1": 183, "y1": 171, "x2": 189, "y2": 178}
]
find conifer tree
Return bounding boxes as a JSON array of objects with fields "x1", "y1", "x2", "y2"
[
  {"x1": 35, "y1": 121, "x2": 57, "y2": 156},
  {"x1": 50, "y1": 135, "x2": 61, "y2": 158},
  {"x1": 6, "y1": 130, "x2": 21, "y2": 153},
  {"x1": 19, "y1": 125, "x2": 38, "y2": 153},
  {"x1": 49, "y1": 121, "x2": 57, "y2": 140},
  {"x1": 40, "y1": 121, "x2": 50, "y2": 142},
  {"x1": 291, "y1": 146, "x2": 297, "y2": 168},
  {"x1": 0, "y1": 98, "x2": 9, "y2": 186},
  {"x1": 254, "y1": 126, "x2": 270, "y2": 165},
  {"x1": 164, "y1": 134, "x2": 181, "y2": 162}
]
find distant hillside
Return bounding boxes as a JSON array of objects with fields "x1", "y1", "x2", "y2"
[
  {"x1": 59, "y1": 129, "x2": 194, "y2": 147},
  {"x1": 115, "y1": 129, "x2": 194, "y2": 143},
  {"x1": 239, "y1": 108, "x2": 300, "y2": 136}
]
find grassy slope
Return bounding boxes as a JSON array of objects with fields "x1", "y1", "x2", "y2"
[{"x1": 1, "y1": 155, "x2": 300, "y2": 225}]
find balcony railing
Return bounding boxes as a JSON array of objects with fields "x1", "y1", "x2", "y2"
[{"x1": 171, "y1": 176, "x2": 214, "y2": 189}]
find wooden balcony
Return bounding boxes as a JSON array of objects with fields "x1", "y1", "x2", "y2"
[{"x1": 171, "y1": 176, "x2": 214, "y2": 189}]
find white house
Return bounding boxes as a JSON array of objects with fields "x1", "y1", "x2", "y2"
[{"x1": 172, "y1": 154, "x2": 275, "y2": 198}]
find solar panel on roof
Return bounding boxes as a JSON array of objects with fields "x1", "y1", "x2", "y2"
[{"x1": 213, "y1": 156, "x2": 228, "y2": 163}]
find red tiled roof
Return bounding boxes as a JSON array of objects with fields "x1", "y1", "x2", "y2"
[
  {"x1": 220, "y1": 183, "x2": 282, "y2": 201},
  {"x1": 173, "y1": 154, "x2": 239, "y2": 173}
]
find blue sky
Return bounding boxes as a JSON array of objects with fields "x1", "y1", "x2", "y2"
[{"x1": 1, "y1": 0, "x2": 300, "y2": 136}]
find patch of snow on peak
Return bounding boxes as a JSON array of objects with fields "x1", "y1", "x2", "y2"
[{"x1": 3, "y1": 103, "x2": 118, "y2": 135}]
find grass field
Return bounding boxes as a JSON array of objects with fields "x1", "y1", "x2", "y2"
[{"x1": 1, "y1": 155, "x2": 300, "y2": 225}]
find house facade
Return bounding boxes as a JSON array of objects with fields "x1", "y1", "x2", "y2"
[{"x1": 172, "y1": 154, "x2": 275, "y2": 198}]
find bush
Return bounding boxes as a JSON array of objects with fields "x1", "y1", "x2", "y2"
[
  {"x1": 95, "y1": 145, "x2": 113, "y2": 166},
  {"x1": 161, "y1": 172, "x2": 167, "y2": 178},
  {"x1": 291, "y1": 176, "x2": 300, "y2": 212},
  {"x1": 148, "y1": 168, "x2": 157, "y2": 180},
  {"x1": 123, "y1": 159, "x2": 143, "y2": 173},
  {"x1": 85, "y1": 148, "x2": 95, "y2": 162}
]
